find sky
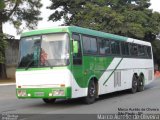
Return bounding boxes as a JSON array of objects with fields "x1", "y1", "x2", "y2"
[{"x1": 3, "y1": 0, "x2": 160, "y2": 39}]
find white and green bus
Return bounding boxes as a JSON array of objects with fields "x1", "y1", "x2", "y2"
[{"x1": 16, "y1": 26, "x2": 154, "y2": 104}]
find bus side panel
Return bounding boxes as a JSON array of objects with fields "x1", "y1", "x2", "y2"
[{"x1": 98, "y1": 57, "x2": 154, "y2": 95}]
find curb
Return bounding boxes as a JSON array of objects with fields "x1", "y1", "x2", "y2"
[{"x1": 0, "y1": 83, "x2": 16, "y2": 86}]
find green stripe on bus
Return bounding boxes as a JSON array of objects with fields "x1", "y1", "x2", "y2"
[
  {"x1": 103, "y1": 58, "x2": 123, "y2": 86},
  {"x1": 74, "y1": 56, "x2": 114, "y2": 88}
]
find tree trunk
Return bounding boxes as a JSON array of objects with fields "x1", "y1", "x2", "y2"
[
  {"x1": 0, "y1": 64, "x2": 7, "y2": 79},
  {"x1": 0, "y1": 21, "x2": 7, "y2": 79}
]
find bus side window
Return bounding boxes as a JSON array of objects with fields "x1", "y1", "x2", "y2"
[
  {"x1": 111, "y1": 40, "x2": 120, "y2": 55},
  {"x1": 98, "y1": 38, "x2": 110, "y2": 55},
  {"x1": 121, "y1": 42, "x2": 129, "y2": 56},
  {"x1": 138, "y1": 45, "x2": 145, "y2": 57},
  {"x1": 146, "y1": 46, "x2": 152, "y2": 59},
  {"x1": 82, "y1": 35, "x2": 98, "y2": 54},
  {"x1": 72, "y1": 34, "x2": 82, "y2": 65},
  {"x1": 129, "y1": 43, "x2": 138, "y2": 57}
]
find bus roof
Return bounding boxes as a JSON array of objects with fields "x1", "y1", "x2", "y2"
[
  {"x1": 21, "y1": 26, "x2": 127, "y2": 41},
  {"x1": 21, "y1": 26, "x2": 151, "y2": 46}
]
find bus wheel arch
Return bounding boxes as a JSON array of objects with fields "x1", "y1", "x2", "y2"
[
  {"x1": 83, "y1": 77, "x2": 98, "y2": 104},
  {"x1": 93, "y1": 77, "x2": 99, "y2": 97},
  {"x1": 88, "y1": 77, "x2": 99, "y2": 97}
]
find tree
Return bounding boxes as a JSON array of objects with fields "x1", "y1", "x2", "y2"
[
  {"x1": 48, "y1": 0, "x2": 160, "y2": 39},
  {"x1": 152, "y1": 40, "x2": 160, "y2": 70},
  {"x1": 0, "y1": 0, "x2": 42, "y2": 79},
  {"x1": 48, "y1": 0, "x2": 160, "y2": 67}
]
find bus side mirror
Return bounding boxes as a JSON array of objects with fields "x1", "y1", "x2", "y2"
[{"x1": 73, "y1": 41, "x2": 79, "y2": 54}]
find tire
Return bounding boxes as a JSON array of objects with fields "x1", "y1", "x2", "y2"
[
  {"x1": 42, "y1": 98, "x2": 56, "y2": 104},
  {"x1": 130, "y1": 75, "x2": 138, "y2": 93},
  {"x1": 137, "y1": 75, "x2": 144, "y2": 92},
  {"x1": 83, "y1": 80, "x2": 97, "y2": 104}
]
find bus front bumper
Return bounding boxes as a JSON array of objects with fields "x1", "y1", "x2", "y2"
[{"x1": 16, "y1": 87, "x2": 72, "y2": 99}]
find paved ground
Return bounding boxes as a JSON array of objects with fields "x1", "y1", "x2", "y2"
[{"x1": 0, "y1": 78, "x2": 160, "y2": 119}]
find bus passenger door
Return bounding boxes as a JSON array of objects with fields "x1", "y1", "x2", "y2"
[{"x1": 72, "y1": 33, "x2": 84, "y2": 88}]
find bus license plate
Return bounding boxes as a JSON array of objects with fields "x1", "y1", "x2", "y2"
[{"x1": 34, "y1": 92, "x2": 44, "y2": 97}]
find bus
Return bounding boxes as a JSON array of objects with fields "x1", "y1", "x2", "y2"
[{"x1": 16, "y1": 26, "x2": 154, "y2": 104}]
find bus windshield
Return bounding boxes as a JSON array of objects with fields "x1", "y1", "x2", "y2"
[{"x1": 18, "y1": 33, "x2": 69, "y2": 68}]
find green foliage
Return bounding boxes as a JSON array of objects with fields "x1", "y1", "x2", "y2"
[
  {"x1": 0, "y1": 0, "x2": 42, "y2": 78},
  {"x1": 0, "y1": 0, "x2": 5, "y2": 9},
  {"x1": 48, "y1": 0, "x2": 160, "y2": 66},
  {"x1": 0, "y1": 34, "x2": 7, "y2": 63},
  {"x1": 152, "y1": 40, "x2": 160, "y2": 67},
  {"x1": 0, "y1": 0, "x2": 42, "y2": 32},
  {"x1": 48, "y1": 0, "x2": 160, "y2": 40},
  {"x1": 0, "y1": 0, "x2": 42, "y2": 63}
]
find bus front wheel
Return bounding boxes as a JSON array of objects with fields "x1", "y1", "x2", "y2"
[
  {"x1": 83, "y1": 80, "x2": 97, "y2": 104},
  {"x1": 42, "y1": 98, "x2": 56, "y2": 104}
]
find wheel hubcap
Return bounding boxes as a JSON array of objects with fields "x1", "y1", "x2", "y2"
[
  {"x1": 133, "y1": 78, "x2": 137, "y2": 89},
  {"x1": 89, "y1": 84, "x2": 95, "y2": 97}
]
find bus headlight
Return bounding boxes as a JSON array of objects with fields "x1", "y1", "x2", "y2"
[
  {"x1": 17, "y1": 90, "x2": 27, "y2": 97},
  {"x1": 53, "y1": 90, "x2": 65, "y2": 96}
]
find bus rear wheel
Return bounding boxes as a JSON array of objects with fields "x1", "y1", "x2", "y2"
[
  {"x1": 137, "y1": 75, "x2": 144, "y2": 92},
  {"x1": 83, "y1": 80, "x2": 97, "y2": 104},
  {"x1": 42, "y1": 98, "x2": 56, "y2": 104},
  {"x1": 130, "y1": 75, "x2": 138, "y2": 93}
]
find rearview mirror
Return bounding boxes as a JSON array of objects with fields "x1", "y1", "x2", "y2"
[{"x1": 73, "y1": 41, "x2": 78, "y2": 54}]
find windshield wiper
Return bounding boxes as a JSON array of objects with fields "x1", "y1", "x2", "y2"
[{"x1": 25, "y1": 60, "x2": 34, "y2": 70}]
